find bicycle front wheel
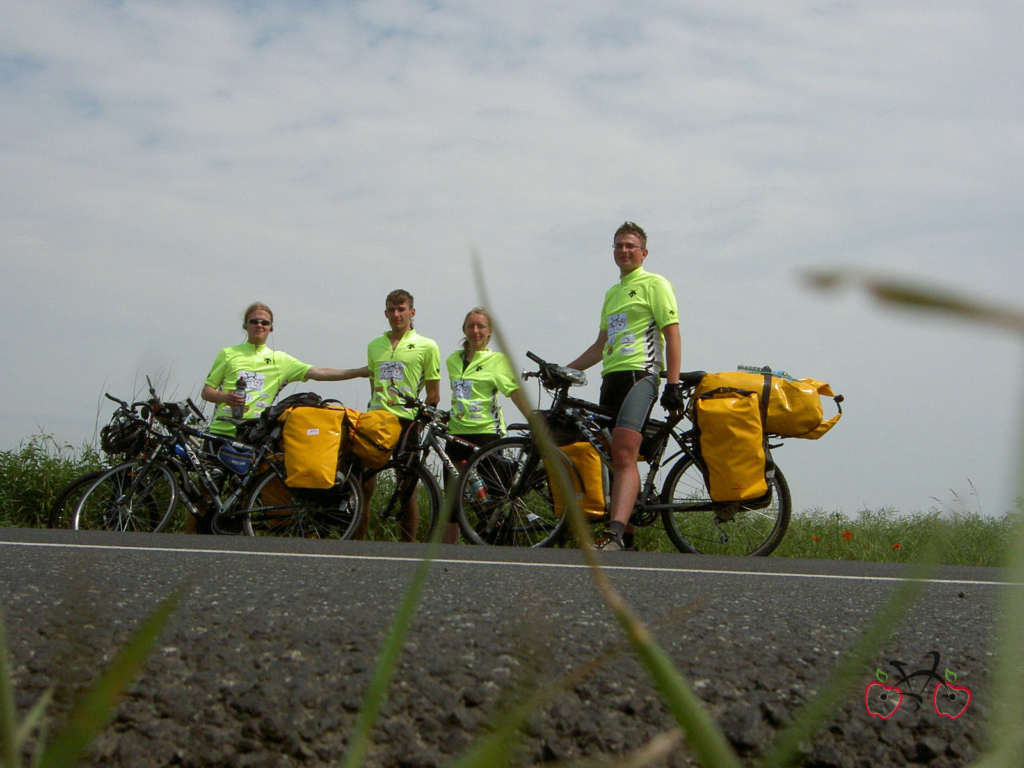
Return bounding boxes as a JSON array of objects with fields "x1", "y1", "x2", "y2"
[
  {"x1": 72, "y1": 461, "x2": 178, "y2": 532},
  {"x1": 660, "y1": 456, "x2": 791, "y2": 556},
  {"x1": 455, "y1": 436, "x2": 569, "y2": 548},
  {"x1": 244, "y1": 469, "x2": 363, "y2": 539},
  {"x1": 363, "y1": 460, "x2": 441, "y2": 542},
  {"x1": 50, "y1": 470, "x2": 106, "y2": 528}
]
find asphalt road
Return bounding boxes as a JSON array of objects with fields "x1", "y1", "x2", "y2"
[{"x1": 0, "y1": 527, "x2": 1013, "y2": 767}]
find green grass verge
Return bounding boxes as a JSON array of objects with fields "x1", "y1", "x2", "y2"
[
  {"x1": 775, "y1": 506, "x2": 1019, "y2": 566},
  {"x1": 0, "y1": 434, "x2": 106, "y2": 529}
]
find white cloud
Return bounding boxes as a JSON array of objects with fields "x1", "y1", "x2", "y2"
[{"x1": 2, "y1": 0, "x2": 1021, "y2": 517}]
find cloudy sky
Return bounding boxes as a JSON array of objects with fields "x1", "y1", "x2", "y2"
[{"x1": 3, "y1": 1, "x2": 1021, "y2": 519}]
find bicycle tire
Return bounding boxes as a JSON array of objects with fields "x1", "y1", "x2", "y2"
[
  {"x1": 49, "y1": 470, "x2": 106, "y2": 528},
  {"x1": 243, "y1": 468, "x2": 363, "y2": 539},
  {"x1": 659, "y1": 456, "x2": 791, "y2": 556},
  {"x1": 454, "y1": 436, "x2": 570, "y2": 548},
  {"x1": 363, "y1": 460, "x2": 441, "y2": 542},
  {"x1": 72, "y1": 461, "x2": 178, "y2": 532}
]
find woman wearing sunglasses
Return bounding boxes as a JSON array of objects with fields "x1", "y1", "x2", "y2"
[{"x1": 202, "y1": 301, "x2": 366, "y2": 437}]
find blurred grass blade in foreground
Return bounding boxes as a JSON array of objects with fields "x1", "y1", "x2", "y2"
[
  {"x1": 806, "y1": 268, "x2": 1024, "y2": 766},
  {"x1": 32, "y1": 587, "x2": 182, "y2": 768},
  {"x1": 978, "y1": 419, "x2": 1024, "y2": 764},
  {"x1": 803, "y1": 268, "x2": 1024, "y2": 334},
  {"x1": 762, "y1": 541, "x2": 943, "y2": 767},
  {"x1": 342, "y1": 483, "x2": 455, "y2": 768},
  {"x1": 471, "y1": 252, "x2": 744, "y2": 768},
  {"x1": 2, "y1": 612, "x2": 53, "y2": 768}
]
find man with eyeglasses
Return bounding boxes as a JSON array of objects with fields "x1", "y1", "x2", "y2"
[{"x1": 565, "y1": 222, "x2": 682, "y2": 551}]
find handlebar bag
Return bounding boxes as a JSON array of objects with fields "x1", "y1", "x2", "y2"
[
  {"x1": 694, "y1": 387, "x2": 769, "y2": 502},
  {"x1": 550, "y1": 441, "x2": 607, "y2": 519},
  {"x1": 536, "y1": 409, "x2": 586, "y2": 446},
  {"x1": 695, "y1": 371, "x2": 841, "y2": 439},
  {"x1": 344, "y1": 408, "x2": 402, "y2": 469},
  {"x1": 278, "y1": 405, "x2": 345, "y2": 488}
]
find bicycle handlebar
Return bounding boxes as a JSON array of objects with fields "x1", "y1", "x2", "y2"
[
  {"x1": 521, "y1": 351, "x2": 587, "y2": 389},
  {"x1": 186, "y1": 398, "x2": 205, "y2": 420},
  {"x1": 104, "y1": 391, "x2": 166, "y2": 416},
  {"x1": 386, "y1": 385, "x2": 448, "y2": 423}
]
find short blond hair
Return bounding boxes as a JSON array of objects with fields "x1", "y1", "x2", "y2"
[
  {"x1": 614, "y1": 221, "x2": 647, "y2": 249},
  {"x1": 243, "y1": 301, "x2": 273, "y2": 324}
]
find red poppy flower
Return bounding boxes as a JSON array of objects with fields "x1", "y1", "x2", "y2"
[
  {"x1": 812, "y1": 535, "x2": 820, "y2": 542},
  {"x1": 841, "y1": 529, "x2": 853, "y2": 542},
  {"x1": 892, "y1": 542, "x2": 901, "y2": 550}
]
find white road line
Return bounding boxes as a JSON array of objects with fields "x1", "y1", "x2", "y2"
[{"x1": 2, "y1": 539, "x2": 1019, "y2": 587}]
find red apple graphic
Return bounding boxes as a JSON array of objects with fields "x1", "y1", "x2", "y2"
[
  {"x1": 864, "y1": 681, "x2": 903, "y2": 719},
  {"x1": 933, "y1": 682, "x2": 971, "y2": 719}
]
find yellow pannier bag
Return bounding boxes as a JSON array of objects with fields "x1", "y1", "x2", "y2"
[
  {"x1": 345, "y1": 408, "x2": 402, "y2": 469},
  {"x1": 551, "y1": 441, "x2": 607, "y2": 519},
  {"x1": 695, "y1": 389, "x2": 768, "y2": 502},
  {"x1": 278, "y1": 406, "x2": 345, "y2": 489},
  {"x1": 695, "y1": 371, "x2": 842, "y2": 439}
]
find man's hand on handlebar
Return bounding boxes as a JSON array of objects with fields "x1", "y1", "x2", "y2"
[{"x1": 660, "y1": 382, "x2": 685, "y2": 412}]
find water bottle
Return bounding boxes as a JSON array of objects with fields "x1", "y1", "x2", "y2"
[
  {"x1": 466, "y1": 471, "x2": 487, "y2": 502},
  {"x1": 231, "y1": 376, "x2": 246, "y2": 419},
  {"x1": 738, "y1": 364, "x2": 795, "y2": 381}
]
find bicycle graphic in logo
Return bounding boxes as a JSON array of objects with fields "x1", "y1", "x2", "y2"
[{"x1": 864, "y1": 651, "x2": 971, "y2": 720}]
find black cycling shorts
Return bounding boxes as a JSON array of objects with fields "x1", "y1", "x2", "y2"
[
  {"x1": 599, "y1": 370, "x2": 659, "y2": 433},
  {"x1": 444, "y1": 432, "x2": 502, "y2": 489}
]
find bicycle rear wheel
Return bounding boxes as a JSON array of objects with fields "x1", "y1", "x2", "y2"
[
  {"x1": 243, "y1": 468, "x2": 363, "y2": 539},
  {"x1": 659, "y1": 456, "x2": 791, "y2": 556},
  {"x1": 362, "y1": 460, "x2": 441, "y2": 542},
  {"x1": 455, "y1": 436, "x2": 570, "y2": 548},
  {"x1": 72, "y1": 461, "x2": 178, "y2": 532}
]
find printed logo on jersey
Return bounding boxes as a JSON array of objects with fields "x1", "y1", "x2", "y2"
[
  {"x1": 379, "y1": 361, "x2": 405, "y2": 380},
  {"x1": 239, "y1": 371, "x2": 265, "y2": 393}
]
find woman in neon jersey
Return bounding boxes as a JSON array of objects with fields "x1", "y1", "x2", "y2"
[
  {"x1": 443, "y1": 307, "x2": 531, "y2": 543},
  {"x1": 202, "y1": 301, "x2": 366, "y2": 437}
]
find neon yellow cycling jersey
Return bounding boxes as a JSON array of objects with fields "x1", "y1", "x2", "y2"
[
  {"x1": 367, "y1": 329, "x2": 441, "y2": 419},
  {"x1": 204, "y1": 343, "x2": 311, "y2": 436},
  {"x1": 599, "y1": 267, "x2": 679, "y2": 376},
  {"x1": 446, "y1": 348, "x2": 519, "y2": 435}
]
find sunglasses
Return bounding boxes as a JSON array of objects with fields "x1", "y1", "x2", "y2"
[{"x1": 247, "y1": 319, "x2": 272, "y2": 327}]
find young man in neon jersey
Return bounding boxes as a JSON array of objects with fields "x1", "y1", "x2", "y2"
[
  {"x1": 358, "y1": 288, "x2": 441, "y2": 541},
  {"x1": 366, "y1": 289, "x2": 441, "y2": 418},
  {"x1": 566, "y1": 222, "x2": 683, "y2": 550}
]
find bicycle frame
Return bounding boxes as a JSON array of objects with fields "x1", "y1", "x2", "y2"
[
  {"x1": 374, "y1": 385, "x2": 489, "y2": 536},
  {"x1": 383, "y1": 386, "x2": 480, "y2": 507},
  {"x1": 523, "y1": 355, "x2": 777, "y2": 518},
  {"x1": 131, "y1": 382, "x2": 289, "y2": 530}
]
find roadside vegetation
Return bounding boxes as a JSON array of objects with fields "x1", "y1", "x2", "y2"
[
  {"x1": 0, "y1": 434, "x2": 106, "y2": 530},
  {"x1": 775, "y1": 505, "x2": 1018, "y2": 567},
  {"x1": 2, "y1": 432, "x2": 1017, "y2": 568}
]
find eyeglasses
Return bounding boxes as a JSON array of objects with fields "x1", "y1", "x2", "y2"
[
  {"x1": 614, "y1": 243, "x2": 643, "y2": 252},
  {"x1": 247, "y1": 319, "x2": 272, "y2": 327}
]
